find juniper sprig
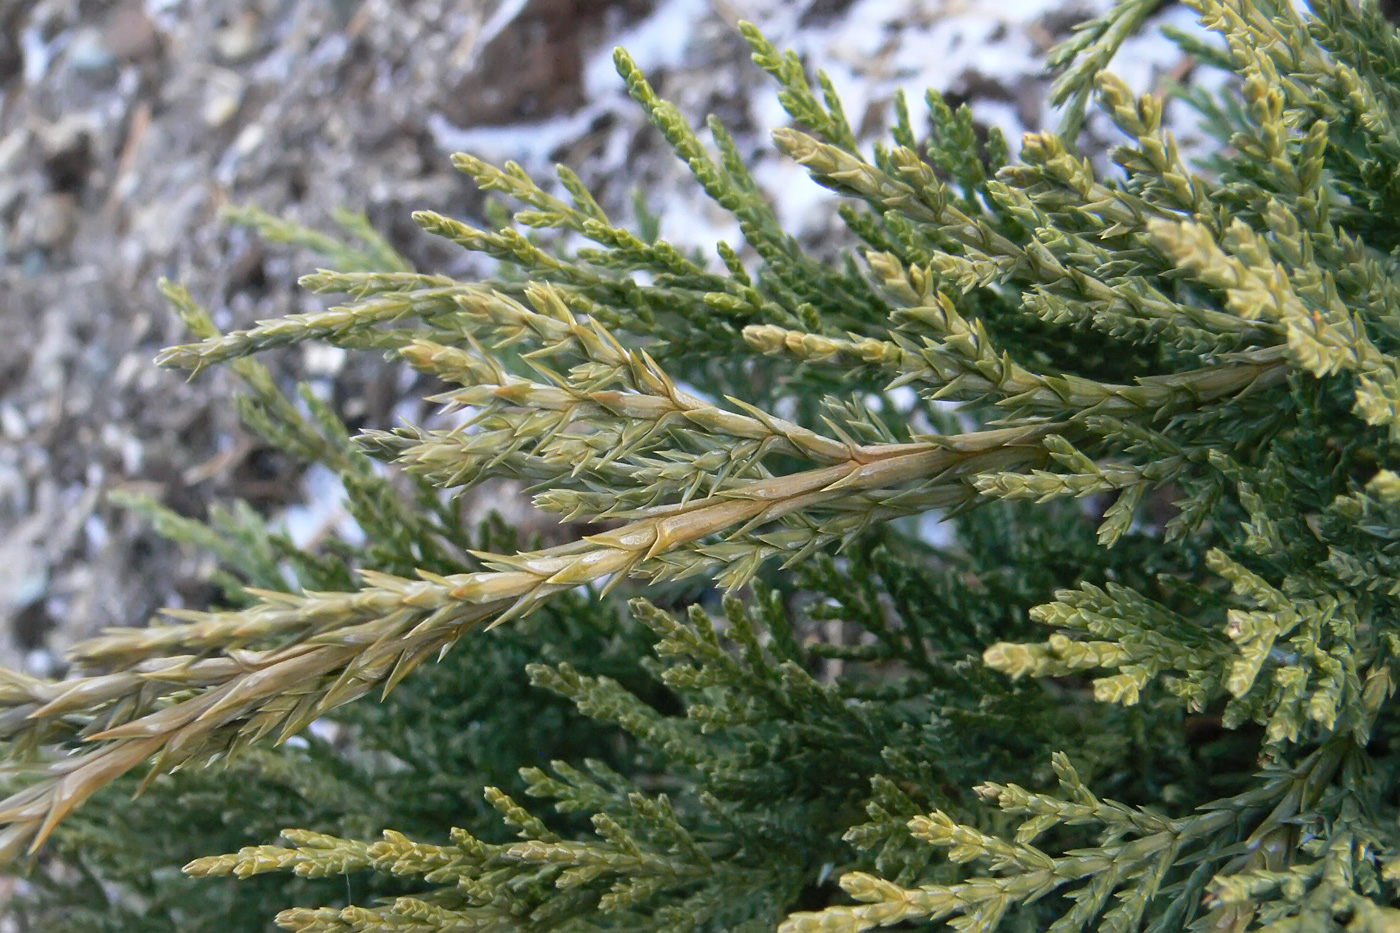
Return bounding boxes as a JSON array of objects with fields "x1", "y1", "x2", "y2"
[{"x1": 9, "y1": 1, "x2": 1400, "y2": 931}]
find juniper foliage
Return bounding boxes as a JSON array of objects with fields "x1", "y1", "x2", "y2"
[{"x1": 10, "y1": 0, "x2": 1400, "y2": 930}]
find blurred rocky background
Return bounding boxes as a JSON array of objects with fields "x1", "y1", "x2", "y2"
[{"x1": 0, "y1": 0, "x2": 1207, "y2": 673}]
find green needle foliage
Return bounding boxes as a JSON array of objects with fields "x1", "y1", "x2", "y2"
[{"x1": 10, "y1": 0, "x2": 1400, "y2": 929}]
